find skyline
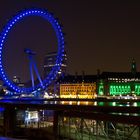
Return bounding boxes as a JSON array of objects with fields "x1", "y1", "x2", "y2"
[{"x1": 0, "y1": 1, "x2": 140, "y2": 82}]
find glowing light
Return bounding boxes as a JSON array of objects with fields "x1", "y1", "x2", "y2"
[
  {"x1": 69, "y1": 101, "x2": 72, "y2": 105},
  {"x1": 77, "y1": 101, "x2": 80, "y2": 105},
  {"x1": 110, "y1": 84, "x2": 131, "y2": 95},
  {"x1": 133, "y1": 102, "x2": 137, "y2": 107},
  {"x1": 86, "y1": 101, "x2": 88, "y2": 105},
  {"x1": 94, "y1": 102, "x2": 97, "y2": 106},
  {"x1": 112, "y1": 102, "x2": 116, "y2": 106},
  {"x1": 62, "y1": 101, "x2": 65, "y2": 104}
]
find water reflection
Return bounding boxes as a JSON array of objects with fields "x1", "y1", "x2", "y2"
[{"x1": 0, "y1": 99, "x2": 140, "y2": 108}]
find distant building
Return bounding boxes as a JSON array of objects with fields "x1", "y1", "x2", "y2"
[
  {"x1": 13, "y1": 76, "x2": 24, "y2": 88},
  {"x1": 43, "y1": 52, "x2": 67, "y2": 78},
  {"x1": 13, "y1": 76, "x2": 20, "y2": 83},
  {"x1": 98, "y1": 59, "x2": 140, "y2": 96},
  {"x1": 58, "y1": 58, "x2": 140, "y2": 99},
  {"x1": 43, "y1": 52, "x2": 67, "y2": 94},
  {"x1": 59, "y1": 75, "x2": 97, "y2": 99}
]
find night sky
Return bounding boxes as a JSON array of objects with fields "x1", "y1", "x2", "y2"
[{"x1": 0, "y1": 1, "x2": 140, "y2": 82}]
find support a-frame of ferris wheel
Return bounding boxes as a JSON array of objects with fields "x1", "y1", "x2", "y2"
[{"x1": 24, "y1": 48, "x2": 43, "y2": 90}]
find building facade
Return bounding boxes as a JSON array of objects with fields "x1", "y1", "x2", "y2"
[
  {"x1": 59, "y1": 75, "x2": 97, "y2": 99},
  {"x1": 98, "y1": 59, "x2": 140, "y2": 97},
  {"x1": 98, "y1": 72, "x2": 140, "y2": 96},
  {"x1": 60, "y1": 83, "x2": 96, "y2": 99}
]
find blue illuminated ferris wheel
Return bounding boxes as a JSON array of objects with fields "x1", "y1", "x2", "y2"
[{"x1": 0, "y1": 8, "x2": 65, "y2": 93}]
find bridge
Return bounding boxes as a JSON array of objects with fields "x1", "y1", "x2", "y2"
[{"x1": 0, "y1": 98, "x2": 140, "y2": 140}]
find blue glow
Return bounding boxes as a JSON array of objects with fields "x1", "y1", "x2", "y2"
[
  {"x1": 0, "y1": 107, "x2": 4, "y2": 112},
  {"x1": 0, "y1": 8, "x2": 65, "y2": 93}
]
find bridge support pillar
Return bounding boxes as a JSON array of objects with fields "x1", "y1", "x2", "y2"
[
  {"x1": 53, "y1": 111, "x2": 59, "y2": 140},
  {"x1": 3, "y1": 106, "x2": 16, "y2": 137}
]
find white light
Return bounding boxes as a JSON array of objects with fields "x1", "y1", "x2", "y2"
[
  {"x1": 126, "y1": 103, "x2": 130, "y2": 106},
  {"x1": 86, "y1": 101, "x2": 88, "y2": 105},
  {"x1": 77, "y1": 101, "x2": 80, "y2": 105},
  {"x1": 112, "y1": 102, "x2": 116, "y2": 106},
  {"x1": 133, "y1": 102, "x2": 137, "y2": 106},
  {"x1": 69, "y1": 101, "x2": 72, "y2": 105},
  {"x1": 94, "y1": 102, "x2": 97, "y2": 106}
]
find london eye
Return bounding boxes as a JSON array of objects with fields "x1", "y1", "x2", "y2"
[{"x1": 0, "y1": 8, "x2": 65, "y2": 93}]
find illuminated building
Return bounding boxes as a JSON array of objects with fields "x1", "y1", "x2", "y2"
[
  {"x1": 44, "y1": 52, "x2": 67, "y2": 94},
  {"x1": 13, "y1": 76, "x2": 20, "y2": 83},
  {"x1": 98, "y1": 59, "x2": 140, "y2": 96},
  {"x1": 13, "y1": 76, "x2": 24, "y2": 88},
  {"x1": 44, "y1": 52, "x2": 67, "y2": 77},
  {"x1": 59, "y1": 75, "x2": 97, "y2": 99}
]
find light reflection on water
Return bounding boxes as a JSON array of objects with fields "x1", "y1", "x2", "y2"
[
  {"x1": 63, "y1": 101, "x2": 140, "y2": 107},
  {"x1": 0, "y1": 99, "x2": 140, "y2": 118},
  {"x1": 0, "y1": 99, "x2": 140, "y2": 108},
  {"x1": 110, "y1": 112, "x2": 140, "y2": 116}
]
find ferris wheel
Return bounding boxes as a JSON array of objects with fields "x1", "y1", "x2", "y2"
[{"x1": 0, "y1": 8, "x2": 65, "y2": 93}]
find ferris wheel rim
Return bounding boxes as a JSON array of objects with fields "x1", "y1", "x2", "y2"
[{"x1": 0, "y1": 8, "x2": 65, "y2": 93}]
